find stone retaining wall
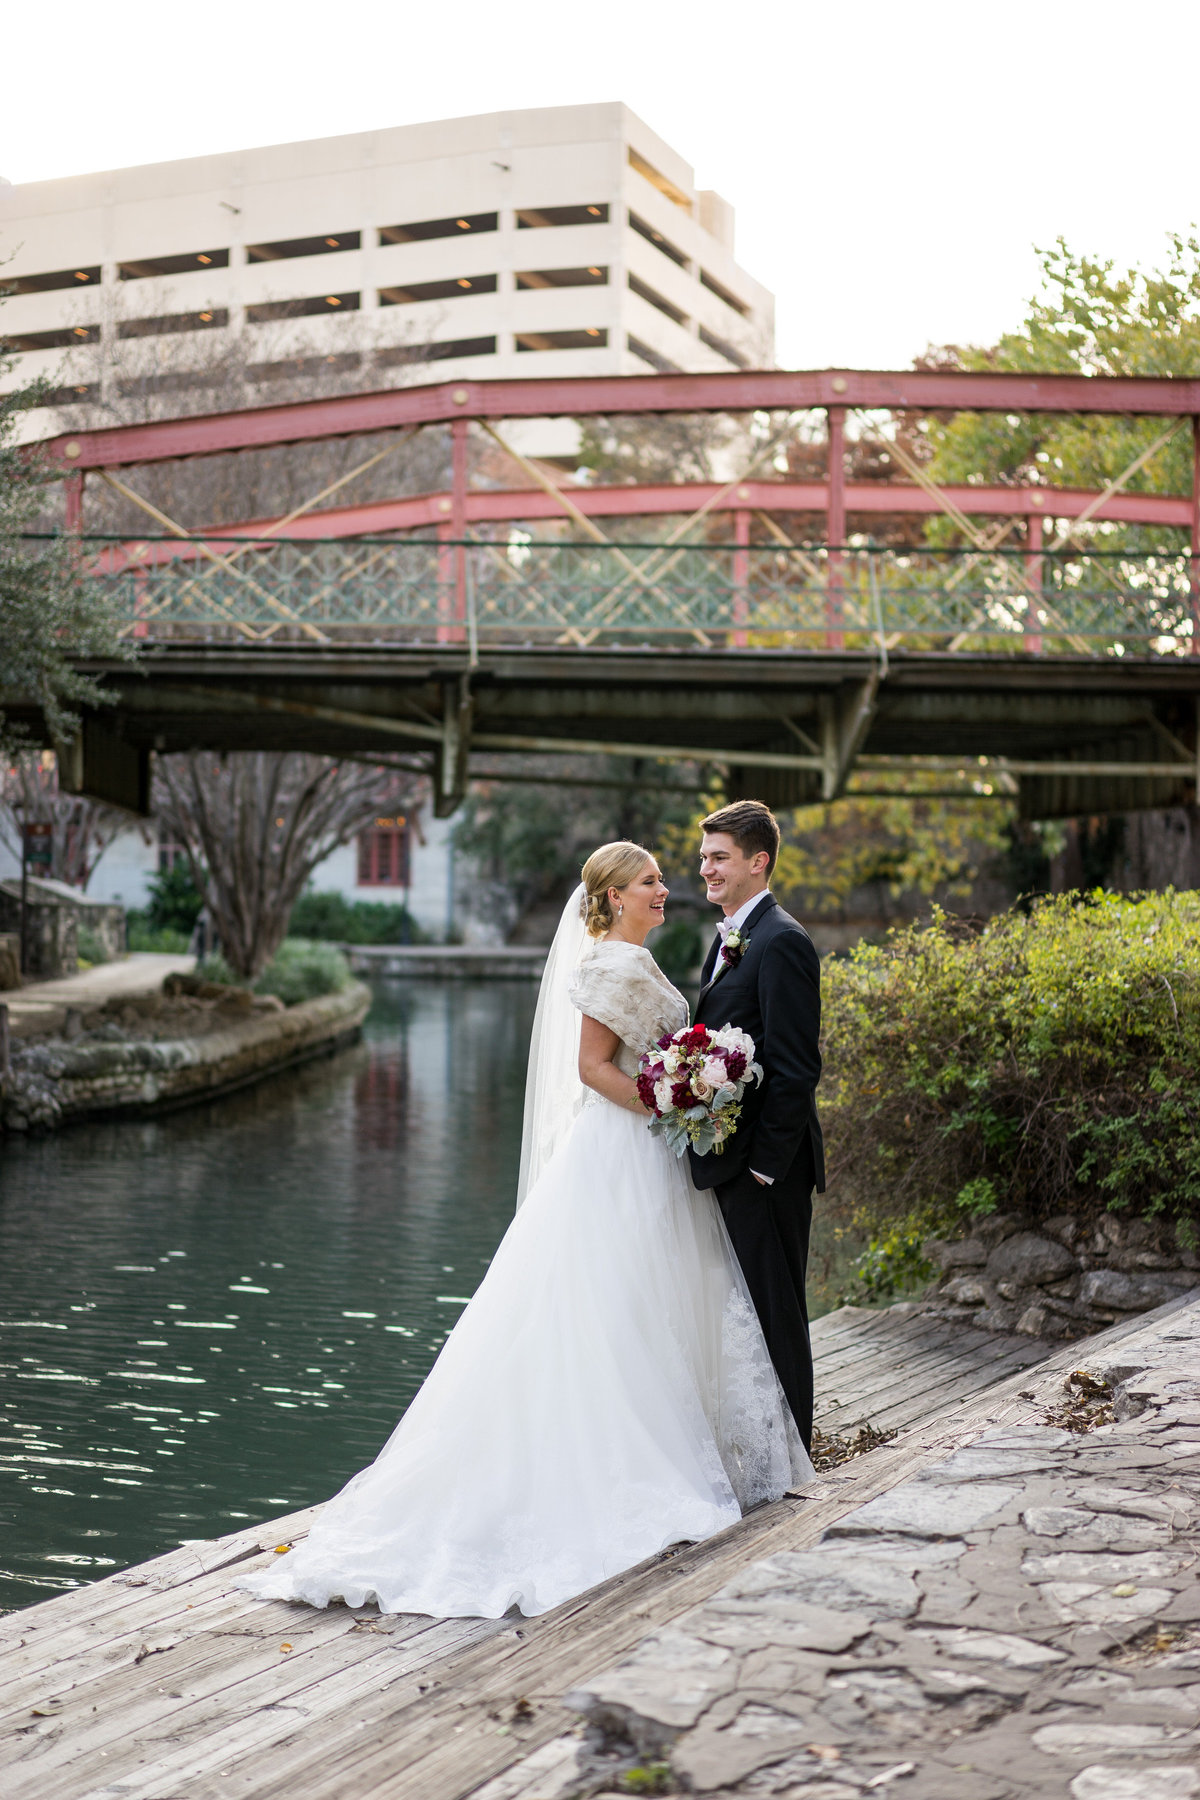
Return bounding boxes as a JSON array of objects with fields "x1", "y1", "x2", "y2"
[
  {"x1": 342, "y1": 943, "x2": 547, "y2": 979},
  {"x1": 919, "y1": 1213, "x2": 1199, "y2": 1341},
  {"x1": 0, "y1": 980, "x2": 370, "y2": 1131}
]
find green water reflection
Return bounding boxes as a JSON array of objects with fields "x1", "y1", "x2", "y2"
[
  {"x1": 0, "y1": 980, "x2": 534, "y2": 1611},
  {"x1": 0, "y1": 978, "x2": 850, "y2": 1613}
]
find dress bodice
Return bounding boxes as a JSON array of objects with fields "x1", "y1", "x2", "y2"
[{"x1": 567, "y1": 940, "x2": 689, "y2": 1077}]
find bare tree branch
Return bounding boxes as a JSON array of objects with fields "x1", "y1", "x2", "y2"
[
  {"x1": 154, "y1": 751, "x2": 420, "y2": 979},
  {"x1": 0, "y1": 750, "x2": 140, "y2": 889}
]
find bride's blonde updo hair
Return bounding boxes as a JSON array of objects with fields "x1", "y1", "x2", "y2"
[{"x1": 580, "y1": 840, "x2": 653, "y2": 939}]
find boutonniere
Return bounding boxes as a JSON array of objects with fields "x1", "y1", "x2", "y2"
[{"x1": 721, "y1": 928, "x2": 750, "y2": 969}]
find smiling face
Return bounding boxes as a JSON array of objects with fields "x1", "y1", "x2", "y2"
[
  {"x1": 609, "y1": 858, "x2": 669, "y2": 940},
  {"x1": 699, "y1": 831, "x2": 771, "y2": 916}
]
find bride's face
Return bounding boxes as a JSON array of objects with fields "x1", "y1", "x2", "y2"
[{"x1": 611, "y1": 861, "x2": 669, "y2": 936}]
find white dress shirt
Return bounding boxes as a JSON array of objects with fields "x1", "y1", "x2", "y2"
[
  {"x1": 709, "y1": 890, "x2": 774, "y2": 1186},
  {"x1": 715, "y1": 888, "x2": 772, "y2": 949}
]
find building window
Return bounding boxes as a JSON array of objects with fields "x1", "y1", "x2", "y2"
[
  {"x1": 119, "y1": 249, "x2": 230, "y2": 280},
  {"x1": 379, "y1": 213, "x2": 497, "y2": 245},
  {"x1": 39, "y1": 382, "x2": 100, "y2": 406},
  {"x1": 628, "y1": 272, "x2": 688, "y2": 326},
  {"x1": 379, "y1": 274, "x2": 498, "y2": 305},
  {"x1": 699, "y1": 324, "x2": 750, "y2": 369},
  {"x1": 626, "y1": 334, "x2": 681, "y2": 373},
  {"x1": 246, "y1": 232, "x2": 360, "y2": 262},
  {"x1": 628, "y1": 210, "x2": 688, "y2": 269},
  {"x1": 249, "y1": 351, "x2": 364, "y2": 383},
  {"x1": 358, "y1": 820, "x2": 411, "y2": 887},
  {"x1": 515, "y1": 327, "x2": 607, "y2": 352},
  {"x1": 116, "y1": 369, "x2": 220, "y2": 398},
  {"x1": 377, "y1": 336, "x2": 497, "y2": 367},
  {"x1": 116, "y1": 309, "x2": 229, "y2": 339},
  {"x1": 3, "y1": 324, "x2": 100, "y2": 352},
  {"x1": 516, "y1": 266, "x2": 607, "y2": 289},
  {"x1": 627, "y1": 147, "x2": 692, "y2": 209},
  {"x1": 6, "y1": 265, "x2": 101, "y2": 295},
  {"x1": 157, "y1": 828, "x2": 188, "y2": 873},
  {"x1": 700, "y1": 268, "x2": 750, "y2": 317},
  {"x1": 516, "y1": 203, "x2": 608, "y2": 228},
  {"x1": 245, "y1": 294, "x2": 360, "y2": 323}
]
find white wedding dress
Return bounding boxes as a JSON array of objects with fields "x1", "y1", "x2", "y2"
[{"x1": 241, "y1": 889, "x2": 812, "y2": 1620}]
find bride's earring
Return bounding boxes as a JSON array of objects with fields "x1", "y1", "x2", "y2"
[{"x1": 617, "y1": 903, "x2": 624, "y2": 917}]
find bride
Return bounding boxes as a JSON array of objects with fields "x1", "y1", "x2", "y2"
[{"x1": 242, "y1": 841, "x2": 812, "y2": 1620}]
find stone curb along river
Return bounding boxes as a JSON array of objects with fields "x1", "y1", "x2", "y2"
[
  {"x1": 482, "y1": 1292, "x2": 1200, "y2": 1800},
  {"x1": 0, "y1": 980, "x2": 371, "y2": 1130}
]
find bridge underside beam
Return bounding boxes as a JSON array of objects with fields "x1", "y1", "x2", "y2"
[{"x1": 41, "y1": 645, "x2": 1197, "y2": 821}]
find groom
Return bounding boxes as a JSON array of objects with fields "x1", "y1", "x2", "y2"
[{"x1": 687, "y1": 799, "x2": 824, "y2": 1451}]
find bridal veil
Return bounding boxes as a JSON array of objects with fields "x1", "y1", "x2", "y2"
[{"x1": 515, "y1": 882, "x2": 590, "y2": 1206}]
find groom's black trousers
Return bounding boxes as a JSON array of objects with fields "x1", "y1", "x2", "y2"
[{"x1": 714, "y1": 1142, "x2": 816, "y2": 1452}]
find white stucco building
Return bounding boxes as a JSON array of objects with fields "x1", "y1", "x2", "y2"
[{"x1": 1, "y1": 102, "x2": 773, "y2": 442}]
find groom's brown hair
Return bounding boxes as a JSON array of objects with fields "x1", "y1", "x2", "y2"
[{"x1": 700, "y1": 799, "x2": 780, "y2": 876}]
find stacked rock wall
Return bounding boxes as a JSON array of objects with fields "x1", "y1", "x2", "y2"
[{"x1": 923, "y1": 1213, "x2": 1199, "y2": 1339}]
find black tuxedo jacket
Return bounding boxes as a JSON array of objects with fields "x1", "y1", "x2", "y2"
[{"x1": 687, "y1": 893, "x2": 825, "y2": 1193}]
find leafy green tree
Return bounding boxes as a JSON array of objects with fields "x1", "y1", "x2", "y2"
[
  {"x1": 154, "y1": 751, "x2": 417, "y2": 981},
  {"x1": 0, "y1": 349, "x2": 130, "y2": 756},
  {"x1": 141, "y1": 863, "x2": 205, "y2": 935},
  {"x1": 921, "y1": 233, "x2": 1200, "y2": 554},
  {"x1": 775, "y1": 788, "x2": 1015, "y2": 918}
]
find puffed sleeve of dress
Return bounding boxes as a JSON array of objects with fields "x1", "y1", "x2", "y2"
[{"x1": 567, "y1": 945, "x2": 687, "y2": 1052}]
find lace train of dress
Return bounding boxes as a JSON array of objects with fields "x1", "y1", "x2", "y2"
[{"x1": 240, "y1": 1095, "x2": 813, "y2": 1619}]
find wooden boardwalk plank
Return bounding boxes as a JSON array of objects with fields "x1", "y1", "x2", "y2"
[
  {"x1": 814, "y1": 1336, "x2": 1047, "y2": 1432},
  {"x1": 0, "y1": 1304, "x2": 1088, "y2": 1800}
]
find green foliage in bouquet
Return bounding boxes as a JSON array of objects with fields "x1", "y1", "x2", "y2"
[
  {"x1": 200, "y1": 938, "x2": 351, "y2": 1006},
  {"x1": 649, "y1": 1098, "x2": 742, "y2": 1159},
  {"x1": 821, "y1": 891, "x2": 1200, "y2": 1246}
]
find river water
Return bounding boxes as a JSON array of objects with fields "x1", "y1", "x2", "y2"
[{"x1": 0, "y1": 979, "x2": 844, "y2": 1613}]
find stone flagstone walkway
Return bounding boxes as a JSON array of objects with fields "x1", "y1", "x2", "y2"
[{"x1": 480, "y1": 1294, "x2": 1200, "y2": 1800}]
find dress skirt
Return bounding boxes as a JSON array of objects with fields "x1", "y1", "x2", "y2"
[{"x1": 240, "y1": 1096, "x2": 812, "y2": 1619}]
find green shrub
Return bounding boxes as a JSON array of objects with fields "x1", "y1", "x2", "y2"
[
  {"x1": 288, "y1": 889, "x2": 424, "y2": 945},
  {"x1": 127, "y1": 921, "x2": 192, "y2": 954},
  {"x1": 652, "y1": 916, "x2": 704, "y2": 987},
  {"x1": 841, "y1": 1223, "x2": 939, "y2": 1306},
  {"x1": 821, "y1": 891, "x2": 1200, "y2": 1245},
  {"x1": 199, "y1": 938, "x2": 352, "y2": 1006},
  {"x1": 141, "y1": 865, "x2": 204, "y2": 933},
  {"x1": 76, "y1": 925, "x2": 112, "y2": 966}
]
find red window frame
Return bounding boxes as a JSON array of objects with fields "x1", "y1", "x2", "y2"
[{"x1": 357, "y1": 823, "x2": 411, "y2": 887}]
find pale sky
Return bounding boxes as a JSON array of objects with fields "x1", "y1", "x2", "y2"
[{"x1": 3, "y1": 0, "x2": 1197, "y2": 372}]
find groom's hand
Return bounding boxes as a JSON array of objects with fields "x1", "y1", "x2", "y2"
[{"x1": 751, "y1": 1171, "x2": 769, "y2": 1185}]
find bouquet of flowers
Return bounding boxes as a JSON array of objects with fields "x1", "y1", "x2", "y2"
[{"x1": 637, "y1": 1022, "x2": 763, "y2": 1157}]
